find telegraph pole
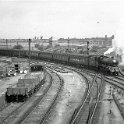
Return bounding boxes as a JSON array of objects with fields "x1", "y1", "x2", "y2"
[
  {"x1": 87, "y1": 41, "x2": 89, "y2": 55},
  {"x1": 17, "y1": 41, "x2": 18, "y2": 46},
  {"x1": 68, "y1": 37, "x2": 69, "y2": 53},
  {"x1": 6, "y1": 39, "x2": 8, "y2": 49},
  {"x1": 29, "y1": 39, "x2": 31, "y2": 73},
  {"x1": 87, "y1": 41, "x2": 89, "y2": 68}
]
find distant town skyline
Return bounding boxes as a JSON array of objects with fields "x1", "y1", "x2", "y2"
[{"x1": 0, "y1": 0, "x2": 123, "y2": 39}]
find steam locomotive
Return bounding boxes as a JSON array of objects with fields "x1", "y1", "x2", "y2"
[{"x1": 0, "y1": 49, "x2": 119, "y2": 75}]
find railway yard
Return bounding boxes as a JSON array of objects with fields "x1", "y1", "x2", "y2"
[
  {"x1": 0, "y1": 55, "x2": 124, "y2": 124},
  {"x1": 1, "y1": 0, "x2": 124, "y2": 123}
]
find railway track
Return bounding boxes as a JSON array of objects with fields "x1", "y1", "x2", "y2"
[
  {"x1": 44, "y1": 63, "x2": 97, "y2": 124},
  {"x1": 20, "y1": 68, "x2": 64, "y2": 124},
  {"x1": 112, "y1": 91, "x2": 124, "y2": 120},
  {"x1": 103, "y1": 72, "x2": 124, "y2": 122},
  {"x1": 0, "y1": 58, "x2": 92, "y2": 124},
  {"x1": 86, "y1": 75, "x2": 104, "y2": 124},
  {"x1": 34, "y1": 61, "x2": 124, "y2": 124},
  {"x1": 69, "y1": 74, "x2": 100, "y2": 124},
  {"x1": 115, "y1": 75, "x2": 124, "y2": 80},
  {"x1": 44, "y1": 62, "x2": 105, "y2": 124},
  {"x1": 104, "y1": 75, "x2": 124, "y2": 90},
  {"x1": 0, "y1": 72, "x2": 51, "y2": 124},
  {"x1": 1, "y1": 57, "x2": 123, "y2": 124},
  {"x1": 45, "y1": 62, "x2": 124, "y2": 124},
  {"x1": 119, "y1": 68, "x2": 124, "y2": 76}
]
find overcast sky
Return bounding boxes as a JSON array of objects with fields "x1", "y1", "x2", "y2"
[{"x1": 0, "y1": 0, "x2": 124, "y2": 39}]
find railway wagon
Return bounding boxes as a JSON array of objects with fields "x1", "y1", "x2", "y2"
[{"x1": 5, "y1": 64, "x2": 45, "y2": 102}]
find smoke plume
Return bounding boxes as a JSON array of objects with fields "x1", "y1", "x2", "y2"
[
  {"x1": 104, "y1": 20, "x2": 124, "y2": 65},
  {"x1": 104, "y1": 47, "x2": 115, "y2": 56},
  {"x1": 114, "y1": 20, "x2": 124, "y2": 65}
]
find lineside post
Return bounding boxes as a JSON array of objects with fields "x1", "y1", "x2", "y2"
[
  {"x1": 6, "y1": 39, "x2": 8, "y2": 49},
  {"x1": 68, "y1": 37, "x2": 69, "y2": 53},
  {"x1": 29, "y1": 39, "x2": 31, "y2": 73},
  {"x1": 87, "y1": 41, "x2": 89, "y2": 68}
]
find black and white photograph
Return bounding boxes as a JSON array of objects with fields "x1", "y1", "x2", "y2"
[{"x1": 0, "y1": 0, "x2": 124, "y2": 124}]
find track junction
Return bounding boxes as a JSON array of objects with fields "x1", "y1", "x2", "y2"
[{"x1": 0, "y1": 56, "x2": 124, "y2": 124}]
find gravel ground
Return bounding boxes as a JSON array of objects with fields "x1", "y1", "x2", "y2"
[
  {"x1": 0, "y1": 74, "x2": 26, "y2": 96},
  {"x1": 1, "y1": 73, "x2": 50, "y2": 124},
  {"x1": 98, "y1": 84, "x2": 124, "y2": 124},
  {"x1": 0, "y1": 62, "x2": 8, "y2": 67},
  {"x1": 44, "y1": 71, "x2": 87, "y2": 124}
]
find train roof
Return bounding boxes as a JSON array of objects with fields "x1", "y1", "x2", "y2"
[
  {"x1": 30, "y1": 63, "x2": 43, "y2": 67},
  {"x1": 0, "y1": 48, "x2": 101, "y2": 57},
  {"x1": 39, "y1": 51, "x2": 95, "y2": 57}
]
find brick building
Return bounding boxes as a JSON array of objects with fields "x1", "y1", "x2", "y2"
[{"x1": 58, "y1": 35, "x2": 114, "y2": 47}]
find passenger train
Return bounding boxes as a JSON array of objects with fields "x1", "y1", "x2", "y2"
[{"x1": 0, "y1": 49, "x2": 119, "y2": 75}]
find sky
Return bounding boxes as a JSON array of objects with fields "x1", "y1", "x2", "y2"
[{"x1": 0, "y1": 0, "x2": 124, "y2": 39}]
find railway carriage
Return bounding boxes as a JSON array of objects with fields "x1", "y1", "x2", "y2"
[
  {"x1": 30, "y1": 50, "x2": 39, "y2": 60},
  {"x1": 39, "y1": 52, "x2": 53, "y2": 61},
  {"x1": 11, "y1": 49, "x2": 20, "y2": 57},
  {"x1": 0, "y1": 49, "x2": 13, "y2": 57},
  {"x1": 52, "y1": 53, "x2": 69, "y2": 64},
  {"x1": 89, "y1": 55, "x2": 98, "y2": 70},
  {"x1": 69, "y1": 54, "x2": 88, "y2": 68},
  {"x1": 19, "y1": 50, "x2": 28, "y2": 58}
]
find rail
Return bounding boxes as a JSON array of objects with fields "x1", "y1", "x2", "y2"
[
  {"x1": 13, "y1": 67, "x2": 64, "y2": 124},
  {"x1": 70, "y1": 74, "x2": 98, "y2": 124},
  {"x1": 87, "y1": 75, "x2": 104, "y2": 124},
  {"x1": 0, "y1": 71, "x2": 51, "y2": 124}
]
